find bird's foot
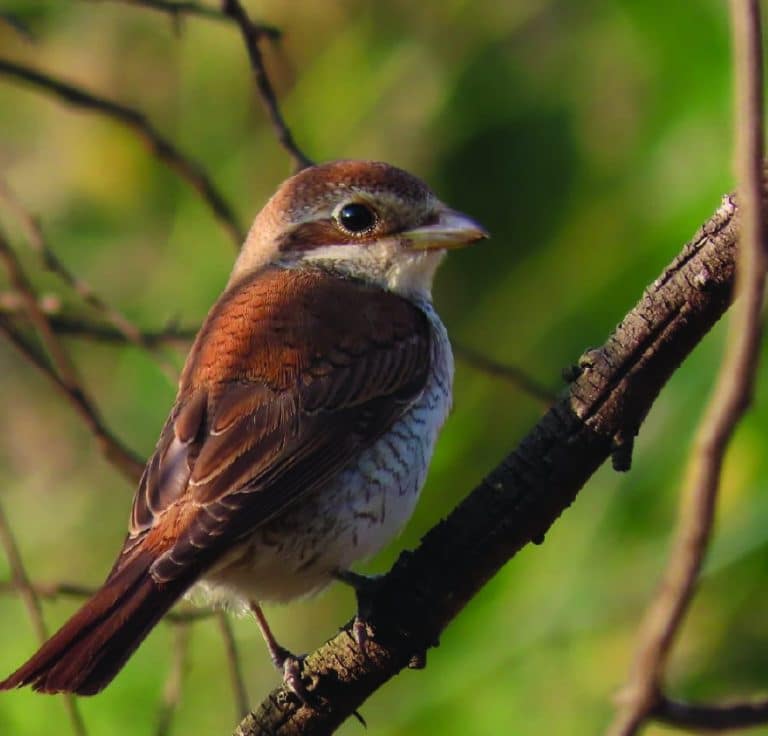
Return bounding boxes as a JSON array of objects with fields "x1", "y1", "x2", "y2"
[
  {"x1": 250, "y1": 601, "x2": 314, "y2": 706},
  {"x1": 333, "y1": 568, "x2": 383, "y2": 598},
  {"x1": 269, "y1": 644, "x2": 312, "y2": 706},
  {"x1": 334, "y1": 569, "x2": 384, "y2": 660}
]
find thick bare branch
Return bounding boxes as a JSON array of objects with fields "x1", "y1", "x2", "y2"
[{"x1": 0, "y1": 58, "x2": 245, "y2": 248}]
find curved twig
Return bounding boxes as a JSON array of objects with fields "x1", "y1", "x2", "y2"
[
  {"x1": 0, "y1": 232, "x2": 144, "y2": 482},
  {"x1": 0, "y1": 58, "x2": 245, "y2": 248},
  {"x1": 0, "y1": 180, "x2": 179, "y2": 379},
  {"x1": 452, "y1": 341, "x2": 557, "y2": 405},
  {"x1": 653, "y1": 695, "x2": 768, "y2": 731},
  {"x1": 606, "y1": 3, "x2": 767, "y2": 733},
  {"x1": 222, "y1": 0, "x2": 313, "y2": 172},
  {"x1": 88, "y1": 0, "x2": 281, "y2": 38},
  {"x1": 0, "y1": 504, "x2": 87, "y2": 736}
]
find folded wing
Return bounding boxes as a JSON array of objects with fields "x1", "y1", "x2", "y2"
[{"x1": 128, "y1": 265, "x2": 433, "y2": 583}]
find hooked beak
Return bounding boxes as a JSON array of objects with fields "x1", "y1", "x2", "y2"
[{"x1": 401, "y1": 208, "x2": 489, "y2": 251}]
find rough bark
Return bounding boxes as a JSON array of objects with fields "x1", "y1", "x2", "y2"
[{"x1": 235, "y1": 193, "x2": 741, "y2": 735}]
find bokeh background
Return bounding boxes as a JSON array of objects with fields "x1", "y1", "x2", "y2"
[{"x1": 1, "y1": 1, "x2": 767, "y2": 734}]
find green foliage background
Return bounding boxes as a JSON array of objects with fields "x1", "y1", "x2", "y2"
[{"x1": 0, "y1": 1, "x2": 766, "y2": 734}]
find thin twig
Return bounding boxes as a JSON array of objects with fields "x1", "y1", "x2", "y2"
[
  {"x1": 0, "y1": 316, "x2": 144, "y2": 482},
  {"x1": 0, "y1": 231, "x2": 81, "y2": 390},
  {"x1": 0, "y1": 10, "x2": 35, "y2": 40},
  {"x1": 88, "y1": 0, "x2": 281, "y2": 38},
  {"x1": 0, "y1": 503, "x2": 87, "y2": 736},
  {"x1": 0, "y1": 233, "x2": 144, "y2": 482},
  {"x1": 0, "y1": 309, "x2": 197, "y2": 347},
  {"x1": 0, "y1": 58, "x2": 244, "y2": 248},
  {"x1": 606, "y1": 3, "x2": 767, "y2": 734},
  {"x1": 653, "y1": 694, "x2": 768, "y2": 731},
  {"x1": 154, "y1": 623, "x2": 192, "y2": 736},
  {"x1": 0, "y1": 178, "x2": 155, "y2": 347},
  {"x1": 1, "y1": 304, "x2": 561, "y2": 407},
  {"x1": 452, "y1": 341, "x2": 557, "y2": 405},
  {"x1": 0, "y1": 579, "x2": 98, "y2": 600},
  {"x1": 216, "y1": 612, "x2": 250, "y2": 719},
  {"x1": 221, "y1": 0, "x2": 312, "y2": 172},
  {"x1": 0, "y1": 579, "x2": 214, "y2": 622},
  {"x1": 0, "y1": 13, "x2": 264, "y2": 726},
  {"x1": 50, "y1": 316, "x2": 194, "y2": 346},
  {"x1": 0, "y1": 180, "x2": 179, "y2": 379},
  {"x1": 1, "y1": 212, "x2": 245, "y2": 727},
  {"x1": 0, "y1": 231, "x2": 144, "y2": 481}
]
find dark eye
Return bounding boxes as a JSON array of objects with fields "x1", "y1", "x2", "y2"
[{"x1": 336, "y1": 202, "x2": 377, "y2": 234}]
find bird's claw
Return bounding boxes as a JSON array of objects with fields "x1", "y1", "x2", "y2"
[
  {"x1": 351, "y1": 615, "x2": 371, "y2": 659},
  {"x1": 335, "y1": 569, "x2": 382, "y2": 662},
  {"x1": 281, "y1": 654, "x2": 312, "y2": 706},
  {"x1": 270, "y1": 646, "x2": 313, "y2": 706}
]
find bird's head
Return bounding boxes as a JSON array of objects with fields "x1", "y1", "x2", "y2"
[{"x1": 230, "y1": 160, "x2": 488, "y2": 297}]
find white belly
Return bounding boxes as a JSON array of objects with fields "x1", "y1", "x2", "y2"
[{"x1": 194, "y1": 306, "x2": 452, "y2": 608}]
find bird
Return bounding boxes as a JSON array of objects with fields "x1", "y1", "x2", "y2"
[{"x1": 0, "y1": 159, "x2": 487, "y2": 698}]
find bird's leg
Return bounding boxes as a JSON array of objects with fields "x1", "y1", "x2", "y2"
[
  {"x1": 249, "y1": 602, "x2": 310, "y2": 705},
  {"x1": 333, "y1": 569, "x2": 384, "y2": 656}
]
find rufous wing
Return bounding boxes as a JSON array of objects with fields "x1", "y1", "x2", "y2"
[{"x1": 128, "y1": 264, "x2": 433, "y2": 582}]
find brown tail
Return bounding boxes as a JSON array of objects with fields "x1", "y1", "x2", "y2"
[{"x1": 0, "y1": 551, "x2": 189, "y2": 695}]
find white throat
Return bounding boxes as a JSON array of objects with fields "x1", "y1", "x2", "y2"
[{"x1": 291, "y1": 241, "x2": 445, "y2": 299}]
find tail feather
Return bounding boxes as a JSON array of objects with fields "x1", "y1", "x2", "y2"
[{"x1": 0, "y1": 552, "x2": 189, "y2": 695}]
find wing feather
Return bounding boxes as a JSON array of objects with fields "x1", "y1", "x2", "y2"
[{"x1": 124, "y1": 266, "x2": 432, "y2": 583}]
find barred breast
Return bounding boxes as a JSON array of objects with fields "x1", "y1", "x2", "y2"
[{"x1": 196, "y1": 302, "x2": 452, "y2": 607}]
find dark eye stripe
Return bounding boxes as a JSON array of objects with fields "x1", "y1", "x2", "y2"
[{"x1": 276, "y1": 220, "x2": 369, "y2": 252}]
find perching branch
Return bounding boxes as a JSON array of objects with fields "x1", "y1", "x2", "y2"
[
  {"x1": 235, "y1": 185, "x2": 754, "y2": 734},
  {"x1": 2, "y1": 5, "x2": 764, "y2": 736}
]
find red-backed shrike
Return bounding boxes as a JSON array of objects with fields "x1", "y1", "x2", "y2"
[{"x1": 1, "y1": 160, "x2": 487, "y2": 697}]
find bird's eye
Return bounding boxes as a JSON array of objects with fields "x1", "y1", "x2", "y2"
[{"x1": 335, "y1": 202, "x2": 377, "y2": 235}]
